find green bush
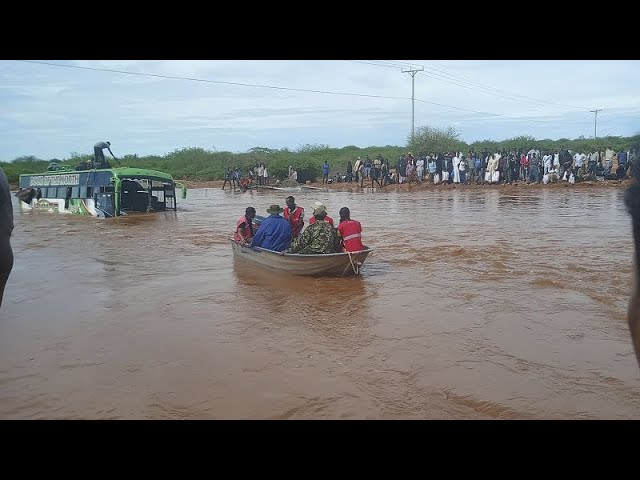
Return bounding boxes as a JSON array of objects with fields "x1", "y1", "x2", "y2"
[{"x1": 3, "y1": 131, "x2": 638, "y2": 184}]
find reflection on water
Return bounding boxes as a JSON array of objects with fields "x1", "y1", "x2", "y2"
[{"x1": 0, "y1": 187, "x2": 638, "y2": 419}]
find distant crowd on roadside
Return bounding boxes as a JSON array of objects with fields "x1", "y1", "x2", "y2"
[
  {"x1": 219, "y1": 146, "x2": 636, "y2": 191},
  {"x1": 329, "y1": 147, "x2": 636, "y2": 187}
]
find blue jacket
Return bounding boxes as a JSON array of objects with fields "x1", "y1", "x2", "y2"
[
  {"x1": 619, "y1": 151, "x2": 627, "y2": 164},
  {"x1": 250, "y1": 214, "x2": 292, "y2": 251}
]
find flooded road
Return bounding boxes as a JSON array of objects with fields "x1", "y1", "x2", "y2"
[{"x1": 1, "y1": 186, "x2": 638, "y2": 419}]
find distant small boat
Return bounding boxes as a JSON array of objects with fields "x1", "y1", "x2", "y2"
[
  {"x1": 256, "y1": 185, "x2": 327, "y2": 192},
  {"x1": 230, "y1": 239, "x2": 373, "y2": 277}
]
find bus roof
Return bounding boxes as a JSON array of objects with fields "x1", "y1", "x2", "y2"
[
  {"x1": 112, "y1": 167, "x2": 174, "y2": 182},
  {"x1": 19, "y1": 167, "x2": 175, "y2": 183}
]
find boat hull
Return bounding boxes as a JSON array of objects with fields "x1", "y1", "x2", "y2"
[{"x1": 231, "y1": 239, "x2": 372, "y2": 277}]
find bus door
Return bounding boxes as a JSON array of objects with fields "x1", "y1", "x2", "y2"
[{"x1": 95, "y1": 192, "x2": 115, "y2": 218}]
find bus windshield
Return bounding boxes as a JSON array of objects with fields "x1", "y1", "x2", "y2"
[{"x1": 119, "y1": 177, "x2": 176, "y2": 212}]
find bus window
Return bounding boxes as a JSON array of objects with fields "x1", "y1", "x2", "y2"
[
  {"x1": 86, "y1": 187, "x2": 93, "y2": 198},
  {"x1": 72, "y1": 186, "x2": 80, "y2": 198}
]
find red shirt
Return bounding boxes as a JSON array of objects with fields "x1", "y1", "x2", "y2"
[
  {"x1": 337, "y1": 219, "x2": 364, "y2": 252},
  {"x1": 284, "y1": 206, "x2": 304, "y2": 237},
  {"x1": 233, "y1": 215, "x2": 253, "y2": 241},
  {"x1": 309, "y1": 215, "x2": 334, "y2": 227}
]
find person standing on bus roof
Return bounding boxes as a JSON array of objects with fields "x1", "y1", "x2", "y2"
[
  {"x1": 0, "y1": 167, "x2": 14, "y2": 309},
  {"x1": 94, "y1": 141, "x2": 116, "y2": 169}
]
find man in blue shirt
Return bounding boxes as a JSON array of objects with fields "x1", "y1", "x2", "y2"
[
  {"x1": 322, "y1": 161, "x2": 330, "y2": 185},
  {"x1": 250, "y1": 204, "x2": 292, "y2": 251}
]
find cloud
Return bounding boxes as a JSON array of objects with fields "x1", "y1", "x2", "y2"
[{"x1": 1, "y1": 60, "x2": 639, "y2": 160}]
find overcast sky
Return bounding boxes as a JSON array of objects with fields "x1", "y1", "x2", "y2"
[{"x1": 1, "y1": 60, "x2": 638, "y2": 161}]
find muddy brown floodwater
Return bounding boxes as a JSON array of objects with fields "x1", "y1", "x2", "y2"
[{"x1": 1, "y1": 186, "x2": 638, "y2": 419}]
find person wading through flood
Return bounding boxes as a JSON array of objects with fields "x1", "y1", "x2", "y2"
[
  {"x1": 233, "y1": 206, "x2": 257, "y2": 244},
  {"x1": 0, "y1": 167, "x2": 14, "y2": 309},
  {"x1": 284, "y1": 195, "x2": 304, "y2": 238}
]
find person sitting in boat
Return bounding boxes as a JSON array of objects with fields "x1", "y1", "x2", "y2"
[
  {"x1": 250, "y1": 204, "x2": 292, "y2": 252},
  {"x1": 308, "y1": 201, "x2": 334, "y2": 227},
  {"x1": 337, "y1": 207, "x2": 364, "y2": 252},
  {"x1": 288, "y1": 204, "x2": 341, "y2": 255},
  {"x1": 284, "y1": 196, "x2": 304, "y2": 238},
  {"x1": 234, "y1": 206, "x2": 257, "y2": 244}
]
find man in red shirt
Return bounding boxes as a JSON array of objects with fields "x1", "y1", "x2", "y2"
[
  {"x1": 234, "y1": 206, "x2": 257, "y2": 243},
  {"x1": 284, "y1": 196, "x2": 304, "y2": 238}
]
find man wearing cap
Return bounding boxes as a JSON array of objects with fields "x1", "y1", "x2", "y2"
[
  {"x1": 284, "y1": 196, "x2": 304, "y2": 238},
  {"x1": 289, "y1": 204, "x2": 340, "y2": 254},
  {"x1": 250, "y1": 205, "x2": 291, "y2": 252},
  {"x1": 308, "y1": 202, "x2": 334, "y2": 227}
]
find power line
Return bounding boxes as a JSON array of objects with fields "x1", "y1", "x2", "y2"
[
  {"x1": 15, "y1": 60, "x2": 412, "y2": 102},
  {"x1": 354, "y1": 59, "x2": 596, "y2": 113},
  {"x1": 347, "y1": 61, "x2": 565, "y2": 108},
  {"x1": 347, "y1": 60, "x2": 594, "y2": 117},
  {"x1": 349, "y1": 61, "x2": 616, "y2": 128},
  {"x1": 18, "y1": 59, "x2": 549, "y2": 125},
  {"x1": 386, "y1": 60, "x2": 588, "y2": 111},
  {"x1": 16, "y1": 59, "x2": 610, "y2": 130}
]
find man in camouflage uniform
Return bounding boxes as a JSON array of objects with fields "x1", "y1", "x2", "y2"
[{"x1": 289, "y1": 204, "x2": 341, "y2": 254}]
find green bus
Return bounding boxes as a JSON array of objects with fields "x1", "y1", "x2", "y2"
[{"x1": 16, "y1": 166, "x2": 187, "y2": 218}]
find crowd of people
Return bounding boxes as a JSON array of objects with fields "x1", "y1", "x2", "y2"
[
  {"x1": 335, "y1": 147, "x2": 636, "y2": 187},
  {"x1": 222, "y1": 166, "x2": 266, "y2": 191},
  {"x1": 222, "y1": 164, "x2": 302, "y2": 191},
  {"x1": 233, "y1": 195, "x2": 364, "y2": 255}
]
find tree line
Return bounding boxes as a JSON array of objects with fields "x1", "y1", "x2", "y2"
[{"x1": 2, "y1": 128, "x2": 639, "y2": 184}]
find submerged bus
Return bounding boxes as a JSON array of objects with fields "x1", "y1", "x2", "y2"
[{"x1": 16, "y1": 167, "x2": 187, "y2": 218}]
